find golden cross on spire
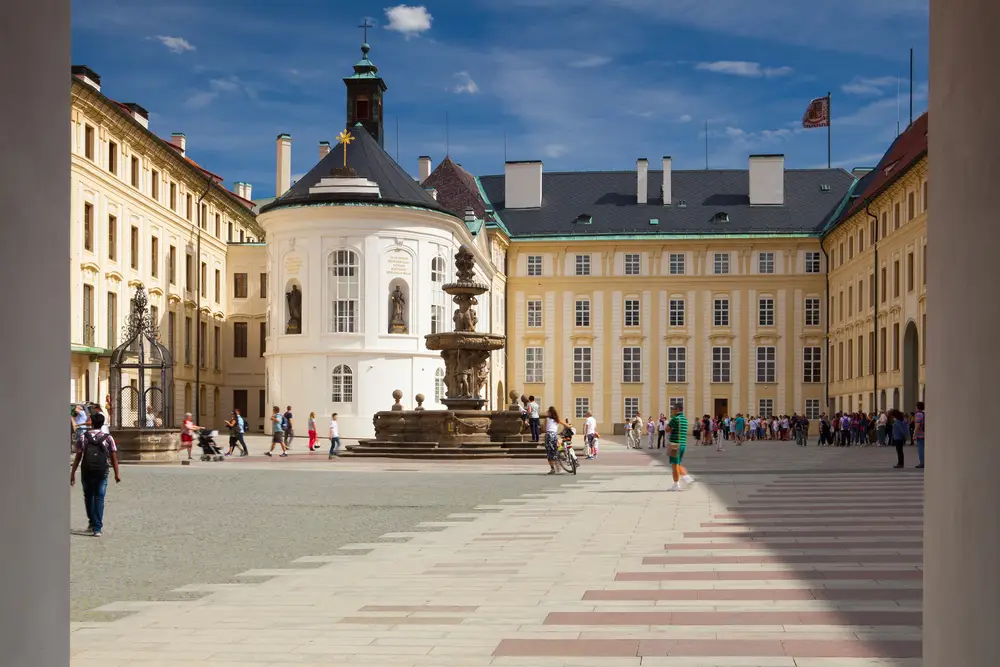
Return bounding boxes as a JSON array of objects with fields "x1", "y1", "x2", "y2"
[{"x1": 336, "y1": 129, "x2": 354, "y2": 168}]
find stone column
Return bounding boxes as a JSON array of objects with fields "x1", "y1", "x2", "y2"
[
  {"x1": 0, "y1": 1, "x2": 70, "y2": 665},
  {"x1": 89, "y1": 358, "x2": 101, "y2": 401},
  {"x1": 925, "y1": 1, "x2": 1000, "y2": 664}
]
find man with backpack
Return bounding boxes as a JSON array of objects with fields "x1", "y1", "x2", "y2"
[{"x1": 69, "y1": 411, "x2": 121, "y2": 537}]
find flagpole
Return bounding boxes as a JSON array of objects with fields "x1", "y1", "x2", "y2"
[
  {"x1": 909, "y1": 48, "x2": 914, "y2": 128},
  {"x1": 827, "y1": 92, "x2": 832, "y2": 169}
]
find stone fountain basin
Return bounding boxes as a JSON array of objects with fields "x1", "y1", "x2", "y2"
[
  {"x1": 425, "y1": 332, "x2": 505, "y2": 351},
  {"x1": 442, "y1": 282, "x2": 490, "y2": 296}
]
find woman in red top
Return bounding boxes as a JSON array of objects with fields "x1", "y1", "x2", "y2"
[{"x1": 181, "y1": 412, "x2": 200, "y2": 461}]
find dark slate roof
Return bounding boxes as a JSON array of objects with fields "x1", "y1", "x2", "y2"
[
  {"x1": 422, "y1": 157, "x2": 489, "y2": 219},
  {"x1": 478, "y1": 168, "x2": 855, "y2": 237},
  {"x1": 259, "y1": 125, "x2": 454, "y2": 217}
]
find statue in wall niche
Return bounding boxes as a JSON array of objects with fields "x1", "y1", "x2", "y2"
[
  {"x1": 285, "y1": 284, "x2": 302, "y2": 334},
  {"x1": 389, "y1": 285, "x2": 407, "y2": 334}
]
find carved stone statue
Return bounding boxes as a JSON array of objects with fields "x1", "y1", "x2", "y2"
[
  {"x1": 453, "y1": 297, "x2": 477, "y2": 333},
  {"x1": 389, "y1": 285, "x2": 407, "y2": 334},
  {"x1": 285, "y1": 284, "x2": 302, "y2": 334}
]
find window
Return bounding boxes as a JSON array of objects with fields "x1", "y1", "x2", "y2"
[
  {"x1": 758, "y1": 251, "x2": 775, "y2": 274},
  {"x1": 858, "y1": 229, "x2": 865, "y2": 253},
  {"x1": 233, "y1": 321, "x2": 248, "y2": 358},
  {"x1": 893, "y1": 322, "x2": 900, "y2": 370},
  {"x1": 259, "y1": 322, "x2": 266, "y2": 358},
  {"x1": 624, "y1": 299, "x2": 640, "y2": 327},
  {"x1": 431, "y1": 256, "x2": 446, "y2": 283},
  {"x1": 857, "y1": 334, "x2": 864, "y2": 377},
  {"x1": 108, "y1": 141, "x2": 117, "y2": 175},
  {"x1": 847, "y1": 339, "x2": 853, "y2": 379},
  {"x1": 712, "y1": 347, "x2": 731, "y2": 383},
  {"x1": 848, "y1": 285, "x2": 853, "y2": 317},
  {"x1": 805, "y1": 399, "x2": 820, "y2": 420},
  {"x1": 803, "y1": 346, "x2": 822, "y2": 383},
  {"x1": 214, "y1": 325, "x2": 221, "y2": 370},
  {"x1": 107, "y1": 215, "x2": 117, "y2": 261},
  {"x1": 525, "y1": 347, "x2": 544, "y2": 383},
  {"x1": 233, "y1": 273, "x2": 248, "y2": 299},
  {"x1": 184, "y1": 316, "x2": 192, "y2": 364},
  {"x1": 527, "y1": 255, "x2": 542, "y2": 276},
  {"x1": 839, "y1": 290, "x2": 844, "y2": 321},
  {"x1": 259, "y1": 273, "x2": 268, "y2": 298},
  {"x1": 186, "y1": 193, "x2": 193, "y2": 221},
  {"x1": 849, "y1": 237, "x2": 854, "y2": 260},
  {"x1": 624, "y1": 253, "x2": 640, "y2": 275},
  {"x1": 151, "y1": 170, "x2": 159, "y2": 201},
  {"x1": 838, "y1": 243, "x2": 844, "y2": 266},
  {"x1": 575, "y1": 397, "x2": 590, "y2": 419},
  {"x1": 668, "y1": 397, "x2": 684, "y2": 413},
  {"x1": 355, "y1": 98, "x2": 371, "y2": 120},
  {"x1": 923, "y1": 180, "x2": 929, "y2": 211},
  {"x1": 129, "y1": 226, "x2": 139, "y2": 270},
  {"x1": 434, "y1": 368, "x2": 446, "y2": 403},
  {"x1": 199, "y1": 321, "x2": 207, "y2": 368},
  {"x1": 214, "y1": 213, "x2": 221, "y2": 238},
  {"x1": 331, "y1": 365, "x2": 354, "y2": 403},
  {"x1": 830, "y1": 295, "x2": 835, "y2": 325},
  {"x1": 150, "y1": 237, "x2": 159, "y2": 278},
  {"x1": 908, "y1": 191, "x2": 916, "y2": 220},
  {"x1": 667, "y1": 347, "x2": 686, "y2": 383},
  {"x1": 622, "y1": 347, "x2": 641, "y2": 383},
  {"x1": 575, "y1": 254, "x2": 591, "y2": 276},
  {"x1": 805, "y1": 251, "x2": 821, "y2": 274},
  {"x1": 81, "y1": 285, "x2": 94, "y2": 346},
  {"x1": 130, "y1": 155, "x2": 139, "y2": 188},
  {"x1": 624, "y1": 397, "x2": 640, "y2": 422},
  {"x1": 106, "y1": 292, "x2": 117, "y2": 348},
  {"x1": 713, "y1": 253, "x2": 730, "y2": 274},
  {"x1": 527, "y1": 299, "x2": 542, "y2": 328},
  {"x1": 713, "y1": 298, "x2": 729, "y2": 327},
  {"x1": 923, "y1": 245, "x2": 927, "y2": 286},
  {"x1": 894, "y1": 259, "x2": 900, "y2": 298},
  {"x1": 227, "y1": 221, "x2": 233, "y2": 242},
  {"x1": 83, "y1": 203, "x2": 93, "y2": 252},
  {"x1": 239, "y1": 229, "x2": 244, "y2": 242},
  {"x1": 922, "y1": 313, "x2": 927, "y2": 363},
  {"x1": 661, "y1": 299, "x2": 684, "y2": 329},
  {"x1": 858, "y1": 280, "x2": 864, "y2": 312},
  {"x1": 869, "y1": 331, "x2": 876, "y2": 374},
  {"x1": 167, "y1": 311, "x2": 176, "y2": 357},
  {"x1": 214, "y1": 269, "x2": 221, "y2": 303},
  {"x1": 185, "y1": 254, "x2": 193, "y2": 291},
  {"x1": 169, "y1": 182, "x2": 177, "y2": 211},
  {"x1": 200, "y1": 262, "x2": 207, "y2": 298},
  {"x1": 430, "y1": 305, "x2": 444, "y2": 334},
  {"x1": 84, "y1": 125, "x2": 94, "y2": 160},
  {"x1": 199, "y1": 204, "x2": 207, "y2": 230},
  {"x1": 805, "y1": 297, "x2": 820, "y2": 327},
  {"x1": 257, "y1": 389, "x2": 265, "y2": 419},
  {"x1": 575, "y1": 299, "x2": 590, "y2": 327},
  {"x1": 881, "y1": 211, "x2": 887, "y2": 238},
  {"x1": 907, "y1": 252, "x2": 914, "y2": 292},
  {"x1": 758, "y1": 297, "x2": 774, "y2": 327},
  {"x1": 168, "y1": 246, "x2": 176, "y2": 285},
  {"x1": 838, "y1": 341, "x2": 844, "y2": 381},
  {"x1": 668, "y1": 253, "x2": 685, "y2": 275},
  {"x1": 573, "y1": 347, "x2": 592, "y2": 383},
  {"x1": 758, "y1": 399, "x2": 774, "y2": 419},
  {"x1": 329, "y1": 249, "x2": 360, "y2": 333},
  {"x1": 881, "y1": 266, "x2": 887, "y2": 302},
  {"x1": 756, "y1": 346, "x2": 776, "y2": 383},
  {"x1": 894, "y1": 202, "x2": 901, "y2": 230}
]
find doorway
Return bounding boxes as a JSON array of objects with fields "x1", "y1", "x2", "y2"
[
  {"x1": 233, "y1": 389, "x2": 248, "y2": 422},
  {"x1": 903, "y1": 321, "x2": 919, "y2": 412},
  {"x1": 713, "y1": 398, "x2": 729, "y2": 418}
]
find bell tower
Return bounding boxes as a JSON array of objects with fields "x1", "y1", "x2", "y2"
[{"x1": 344, "y1": 22, "x2": 387, "y2": 147}]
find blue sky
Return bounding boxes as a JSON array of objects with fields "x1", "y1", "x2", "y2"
[{"x1": 72, "y1": 0, "x2": 928, "y2": 198}]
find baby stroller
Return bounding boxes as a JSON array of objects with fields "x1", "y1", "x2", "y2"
[{"x1": 198, "y1": 429, "x2": 224, "y2": 461}]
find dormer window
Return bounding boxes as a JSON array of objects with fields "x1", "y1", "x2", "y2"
[
  {"x1": 575, "y1": 214, "x2": 593, "y2": 225},
  {"x1": 713, "y1": 211, "x2": 730, "y2": 223},
  {"x1": 820, "y1": 184, "x2": 831, "y2": 192},
  {"x1": 355, "y1": 98, "x2": 371, "y2": 121},
  {"x1": 678, "y1": 200, "x2": 688, "y2": 208}
]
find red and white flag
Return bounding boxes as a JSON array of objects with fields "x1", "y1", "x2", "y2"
[{"x1": 802, "y1": 96, "x2": 830, "y2": 128}]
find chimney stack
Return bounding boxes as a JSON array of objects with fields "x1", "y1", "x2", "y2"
[
  {"x1": 749, "y1": 154, "x2": 785, "y2": 206},
  {"x1": 71, "y1": 65, "x2": 101, "y2": 92},
  {"x1": 418, "y1": 156, "x2": 432, "y2": 183},
  {"x1": 170, "y1": 133, "x2": 186, "y2": 156},
  {"x1": 243, "y1": 182, "x2": 252, "y2": 200},
  {"x1": 504, "y1": 161, "x2": 543, "y2": 209},
  {"x1": 319, "y1": 141, "x2": 331, "y2": 160},
  {"x1": 276, "y1": 133, "x2": 292, "y2": 197},
  {"x1": 123, "y1": 103, "x2": 149, "y2": 129},
  {"x1": 662, "y1": 157, "x2": 672, "y2": 206},
  {"x1": 233, "y1": 182, "x2": 244, "y2": 198},
  {"x1": 637, "y1": 158, "x2": 648, "y2": 205}
]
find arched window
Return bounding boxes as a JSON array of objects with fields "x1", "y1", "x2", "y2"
[
  {"x1": 434, "y1": 368, "x2": 445, "y2": 403},
  {"x1": 431, "y1": 255, "x2": 447, "y2": 334},
  {"x1": 431, "y1": 256, "x2": 446, "y2": 283},
  {"x1": 199, "y1": 385, "x2": 207, "y2": 416},
  {"x1": 332, "y1": 365, "x2": 354, "y2": 403},
  {"x1": 328, "y1": 250, "x2": 360, "y2": 333},
  {"x1": 213, "y1": 387, "x2": 220, "y2": 418},
  {"x1": 183, "y1": 383, "x2": 192, "y2": 413}
]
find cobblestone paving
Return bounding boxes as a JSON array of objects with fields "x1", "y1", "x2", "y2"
[{"x1": 71, "y1": 439, "x2": 925, "y2": 666}]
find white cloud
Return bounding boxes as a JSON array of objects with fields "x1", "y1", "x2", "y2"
[
  {"x1": 384, "y1": 5, "x2": 432, "y2": 38},
  {"x1": 543, "y1": 144, "x2": 568, "y2": 158},
  {"x1": 569, "y1": 55, "x2": 611, "y2": 68},
  {"x1": 453, "y1": 71, "x2": 480, "y2": 94},
  {"x1": 679, "y1": 114, "x2": 693, "y2": 123},
  {"x1": 696, "y1": 61, "x2": 793, "y2": 78},
  {"x1": 842, "y1": 75, "x2": 899, "y2": 96},
  {"x1": 186, "y1": 77, "x2": 256, "y2": 109},
  {"x1": 153, "y1": 35, "x2": 195, "y2": 54}
]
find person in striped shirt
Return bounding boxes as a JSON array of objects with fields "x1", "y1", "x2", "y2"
[{"x1": 666, "y1": 404, "x2": 695, "y2": 491}]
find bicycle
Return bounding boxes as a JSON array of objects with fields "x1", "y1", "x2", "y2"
[{"x1": 556, "y1": 438, "x2": 577, "y2": 475}]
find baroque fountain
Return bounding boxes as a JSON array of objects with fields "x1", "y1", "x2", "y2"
[{"x1": 349, "y1": 245, "x2": 541, "y2": 459}]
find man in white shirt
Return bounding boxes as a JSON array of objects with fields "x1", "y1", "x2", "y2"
[
  {"x1": 528, "y1": 396, "x2": 541, "y2": 442},
  {"x1": 583, "y1": 411, "x2": 598, "y2": 459},
  {"x1": 328, "y1": 413, "x2": 342, "y2": 459}
]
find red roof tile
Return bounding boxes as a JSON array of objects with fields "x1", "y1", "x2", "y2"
[{"x1": 422, "y1": 157, "x2": 488, "y2": 219}]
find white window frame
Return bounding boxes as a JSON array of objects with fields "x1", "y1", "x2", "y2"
[
  {"x1": 575, "y1": 299, "x2": 591, "y2": 327},
  {"x1": 575, "y1": 254, "x2": 591, "y2": 276},
  {"x1": 668, "y1": 253, "x2": 685, "y2": 275},
  {"x1": 667, "y1": 347, "x2": 686, "y2": 383},
  {"x1": 525, "y1": 347, "x2": 544, "y2": 383},
  {"x1": 331, "y1": 364, "x2": 354, "y2": 403},
  {"x1": 805, "y1": 297, "x2": 821, "y2": 327},
  {"x1": 669, "y1": 299, "x2": 685, "y2": 327},
  {"x1": 573, "y1": 347, "x2": 592, "y2": 383},
  {"x1": 713, "y1": 298, "x2": 730, "y2": 327},
  {"x1": 622, "y1": 346, "x2": 641, "y2": 383},
  {"x1": 758, "y1": 251, "x2": 775, "y2": 274},
  {"x1": 434, "y1": 368, "x2": 446, "y2": 403},
  {"x1": 575, "y1": 397, "x2": 590, "y2": 419},
  {"x1": 758, "y1": 297, "x2": 775, "y2": 327},
  {"x1": 803, "y1": 346, "x2": 822, "y2": 383},
  {"x1": 713, "y1": 253, "x2": 730, "y2": 275},
  {"x1": 669, "y1": 397, "x2": 685, "y2": 413},
  {"x1": 329, "y1": 249, "x2": 361, "y2": 333},
  {"x1": 624, "y1": 253, "x2": 640, "y2": 276},
  {"x1": 756, "y1": 346, "x2": 776, "y2": 383},
  {"x1": 527, "y1": 299, "x2": 542, "y2": 328},
  {"x1": 624, "y1": 299, "x2": 640, "y2": 328},
  {"x1": 527, "y1": 255, "x2": 542, "y2": 276},
  {"x1": 624, "y1": 397, "x2": 639, "y2": 422},
  {"x1": 712, "y1": 346, "x2": 731, "y2": 383},
  {"x1": 805, "y1": 398, "x2": 821, "y2": 419},
  {"x1": 758, "y1": 398, "x2": 774, "y2": 418},
  {"x1": 430, "y1": 305, "x2": 445, "y2": 334},
  {"x1": 805, "y1": 251, "x2": 821, "y2": 274}
]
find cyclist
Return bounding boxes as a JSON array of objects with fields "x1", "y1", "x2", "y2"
[{"x1": 544, "y1": 406, "x2": 572, "y2": 475}]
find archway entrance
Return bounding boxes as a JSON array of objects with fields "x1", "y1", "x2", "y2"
[{"x1": 903, "y1": 321, "x2": 919, "y2": 412}]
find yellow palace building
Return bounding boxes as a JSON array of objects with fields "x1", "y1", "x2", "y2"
[{"x1": 822, "y1": 113, "x2": 928, "y2": 415}]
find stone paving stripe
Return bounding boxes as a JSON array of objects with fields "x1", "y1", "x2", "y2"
[
  {"x1": 700, "y1": 519, "x2": 921, "y2": 528},
  {"x1": 732, "y1": 502, "x2": 923, "y2": 509},
  {"x1": 582, "y1": 588, "x2": 923, "y2": 601},
  {"x1": 713, "y1": 511, "x2": 924, "y2": 519},
  {"x1": 642, "y1": 554, "x2": 923, "y2": 565},
  {"x1": 474, "y1": 536, "x2": 554, "y2": 541},
  {"x1": 683, "y1": 529, "x2": 923, "y2": 538},
  {"x1": 743, "y1": 493, "x2": 921, "y2": 500},
  {"x1": 542, "y1": 610, "x2": 922, "y2": 626},
  {"x1": 482, "y1": 532, "x2": 558, "y2": 536},
  {"x1": 338, "y1": 616, "x2": 467, "y2": 625},
  {"x1": 492, "y1": 638, "x2": 923, "y2": 658},
  {"x1": 616, "y1": 570, "x2": 922, "y2": 581},
  {"x1": 664, "y1": 541, "x2": 923, "y2": 550},
  {"x1": 359, "y1": 606, "x2": 479, "y2": 613},
  {"x1": 432, "y1": 562, "x2": 528, "y2": 568}
]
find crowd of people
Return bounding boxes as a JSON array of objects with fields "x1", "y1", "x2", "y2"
[
  {"x1": 625, "y1": 412, "x2": 813, "y2": 450},
  {"x1": 816, "y1": 404, "x2": 925, "y2": 468}
]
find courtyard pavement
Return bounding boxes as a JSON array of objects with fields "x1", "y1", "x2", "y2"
[{"x1": 71, "y1": 438, "x2": 925, "y2": 666}]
